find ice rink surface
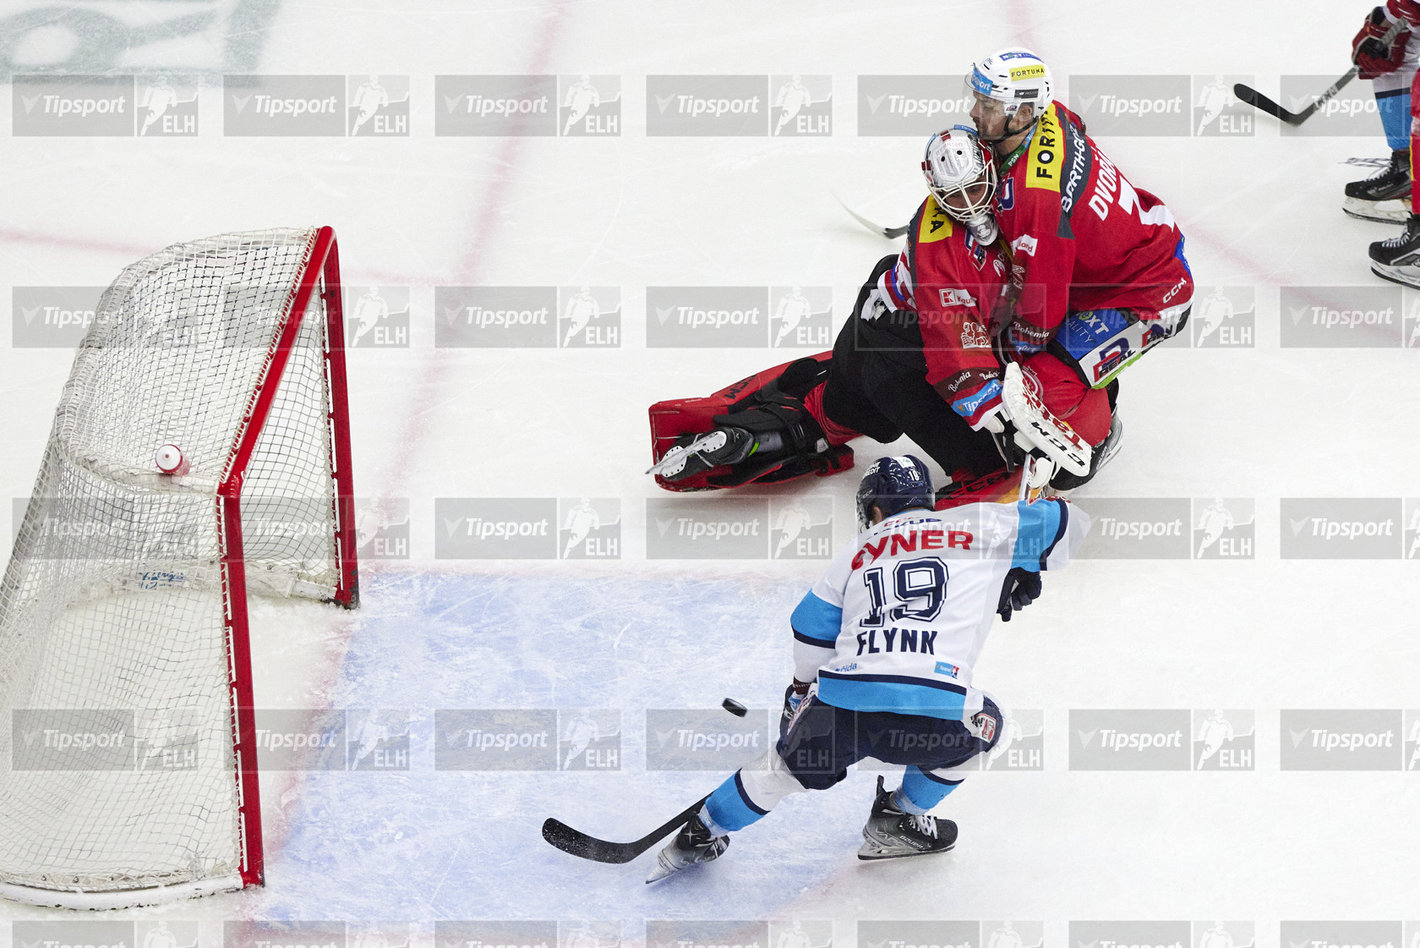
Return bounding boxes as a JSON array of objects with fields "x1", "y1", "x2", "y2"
[{"x1": 2, "y1": 0, "x2": 1420, "y2": 942}]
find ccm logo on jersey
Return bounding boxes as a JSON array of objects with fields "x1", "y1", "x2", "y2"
[
  {"x1": 851, "y1": 528, "x2": 973, "y2": 568},
  {"x1": 939, "y1": 287, "x2": 976, "y2": 307},
  {"x1": 1011, "y1": 234, "x2": 1039, "y2": 257}
]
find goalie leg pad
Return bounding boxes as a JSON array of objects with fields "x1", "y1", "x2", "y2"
[
  {"x1": 1049, "y1": 301, "x2": 1190, "y2": 391},
  {"x1": 648, "y1": 353, "x2": 855, "y2": 491},
  {"x1": 1019, "y1": 354, "x2": 1111, "y2": 446}
]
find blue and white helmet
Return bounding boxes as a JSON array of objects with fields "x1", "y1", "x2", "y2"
[
  {"x1": 856, "y1": 455, "x2": 935, "y2": 532},
  {"x1": 966, "y1": 47, "x2": 1053, "y2": 118}
]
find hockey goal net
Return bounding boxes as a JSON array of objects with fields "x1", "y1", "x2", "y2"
[{"x1": 0, "y1": 226, "x2": 358, "y2": 908}]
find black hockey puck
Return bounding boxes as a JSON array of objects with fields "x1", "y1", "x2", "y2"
[{"x1": 721, "y1": 698, "x2": 748, "y2": 717}]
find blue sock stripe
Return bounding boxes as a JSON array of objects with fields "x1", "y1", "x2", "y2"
[{"x1": 703, "y1": 770, "x2": 769, "y2": 832}]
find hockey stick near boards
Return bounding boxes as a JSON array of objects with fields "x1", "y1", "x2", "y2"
[
  {"x1": 1234, "y1": 17, "x2": 1406, "y2": 126},
  {"x1": 540, "y1": 697, "x2": 749, "y2": 864}
]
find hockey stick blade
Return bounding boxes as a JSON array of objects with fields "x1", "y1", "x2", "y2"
[
  {"x1": 1233, "y1": 72, "x2": 1358, "y2": 127},
  {"x1": 834, "y1": 194, "x2": 908, "y2": 239},
  {"x1": 542, "y1": 794, "x2": 709, "y2": 864}
]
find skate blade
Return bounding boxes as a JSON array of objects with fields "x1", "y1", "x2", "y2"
[
  {"x1": 856, "y1": 841, "x2": 955, "y2": 860},
  {"x1": 1370, "y1": 262, "x2": 1420, "y2": 289},
  {"x1": 645, "y1": 430, "x2": 728, "y2": 478},
  {"x1": 1343, "y1": 197, "x2": 1412, "y2": 223}
]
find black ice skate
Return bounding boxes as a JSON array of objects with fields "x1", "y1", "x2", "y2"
[
  {"x1": 1049, "y1": 411, "x2": 1124, "y2": 492},
  {"x1": 1344, "y1": 151, "x2": 1412, "y2": 223},
  {"x1": 1369, "y1": 214, "x2": 1420, "y2": 288},
  {"x1": 645, "y1": 813, "x2": 729, "y2": 883},
  {"x1": 645, "y1": 426, "x2": 755, "y2": 481},
  {"x1": 857, "y1": 775, "x2": 958, "y2": 860}
]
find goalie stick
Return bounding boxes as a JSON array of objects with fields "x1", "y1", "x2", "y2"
[{"x1": 1234, "y1": 17, "x2": 1407, "y2": 126}]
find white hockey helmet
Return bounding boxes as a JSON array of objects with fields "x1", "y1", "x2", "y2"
[
  {"x1": 922, "y1": 125, "x2": 997, "y2": 225},
  {"x1": 966, "y1": 47, "x2": 1053, "y2": 118}
]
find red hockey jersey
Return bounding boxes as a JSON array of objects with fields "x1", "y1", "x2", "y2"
[{"x1": 994, "y1": 101, "x2": 1192, "y2": 347}]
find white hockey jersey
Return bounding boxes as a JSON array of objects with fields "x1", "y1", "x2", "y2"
[{"x1": 790, "y1": 498, "x2": 1089, "y2": 720}]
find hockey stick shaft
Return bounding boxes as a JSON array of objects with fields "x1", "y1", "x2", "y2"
[
  {"x1": 542, "y1": 794, "x2": 709, "y2": 864},
  {"x1": 834, "y1": 194, "x2": 908, "y2": 239},
  {"x1": 1234, "y1": 17, "x2": 1405, "y2": 125}
]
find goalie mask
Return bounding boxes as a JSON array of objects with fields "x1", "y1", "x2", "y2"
[
  {"x1": 856, "y1": 455, "x2": 935, "y2": 532},
  {"x1": 922, "y1": 125, "x2": 999, "y2": 242}
]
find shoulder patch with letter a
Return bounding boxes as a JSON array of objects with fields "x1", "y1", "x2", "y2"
[{"x1": 917, "y1": 200, "x2": 955, "y2": 244}]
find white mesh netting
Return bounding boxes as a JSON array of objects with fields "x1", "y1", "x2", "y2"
[{"x1": 0, "y1": 228, "x2": 344, "y2": 905}]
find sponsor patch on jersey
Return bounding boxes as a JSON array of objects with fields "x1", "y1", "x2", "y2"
[
  {"x1": 964, "y1": 230, "x2": 987, "y2": 267},
  {"x1": 1011, "y1": 234, "x2": 1039, "y2": 256},
  {"x1": 1056, "y1": 116, "x2": 1093, "y2": 240},
  {"x1": 997, "y1": 177, "x2": 1015, "y2": 211},
  {"x1": 934, "y1": 661, "x2": 961, "y2": 678},
  {"x1": 972, "y1": 709, "x2": 998, "y2": 743},
  {"x1": 917, "y1": 199, "x2": 955, "y2": 244},
  {"x1": 939, "y1": 287, "x2": 976, "y2": 307},
  {"x1": 960, "y1": 320, "x2": 990, "y2": 349},
  {"x1": 1025, "y1": 105, "x2": 1062, "y2": 192}
]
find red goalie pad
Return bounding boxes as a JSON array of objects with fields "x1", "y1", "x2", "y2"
[{"x1": 648, "y1": 351, "x2": 855, "y2": 491}]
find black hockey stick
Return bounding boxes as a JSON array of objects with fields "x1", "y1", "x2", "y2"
[
  {"x1": 1234, "y1": 17, "x2": 1406, "y2": 126},
  {"x1": 834, "y1": 193, "x2": 908, "y2": 239},
  {"x1": 541, "y1": 793, "x2": 709, "y2": 864}
]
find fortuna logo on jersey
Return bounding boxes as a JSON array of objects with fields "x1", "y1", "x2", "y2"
[{"x1": 1025, "y1": 105, "x2": 1062, "y2": 191}]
